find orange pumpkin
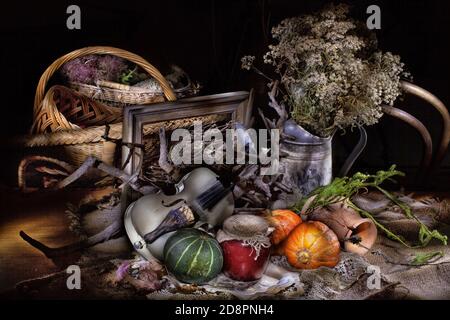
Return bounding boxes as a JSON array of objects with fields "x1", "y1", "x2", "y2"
[
  {"x1": 281, "y1": 221, "x2": 340, "y2": 269},
  {"x1": 265, "y1": 210, "x2": 302, "y2": 245}
]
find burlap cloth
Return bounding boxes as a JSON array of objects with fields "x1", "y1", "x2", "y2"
[
  {"x1": 6, "y1": 191, "x2": 449, "y2": 300},
  {"x1": 171, "y1": 193, "x2": 450, "y2": 300},
  {"x1": 364, "y1": 237, "x2": 450, "y2": 299},
  {"x1": 127, "y1": 194, "x2": 450, "y2": 300},
  {"x1": 6, "y1": 236, "x2": 449, "y2": 300}
]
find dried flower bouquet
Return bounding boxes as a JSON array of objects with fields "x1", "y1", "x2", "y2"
[{"x1": 242, "y1": 4, "x2": 410, "y2": 137}]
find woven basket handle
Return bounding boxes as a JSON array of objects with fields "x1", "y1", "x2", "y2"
[{"x1": 33, "y1": 46, "x2": 177, "y2": 120}]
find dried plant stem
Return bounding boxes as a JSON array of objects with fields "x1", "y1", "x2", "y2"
[
  {"x1": 296, "y1": 165, "x2": 448, "y2": 248},
  {"x1": 19, "y1": 219, "x2": 123, "y2": 260},
  {"x1": 348, "y1": 201, "x2": 412, "y2": 248},
  {"x1": 54, "y1": 156, "x2": 157, "y2": 195}
]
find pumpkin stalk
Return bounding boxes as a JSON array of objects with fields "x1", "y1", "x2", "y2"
[{"x1": 297, "y1": 250, "x2": 311, "y2": 264}]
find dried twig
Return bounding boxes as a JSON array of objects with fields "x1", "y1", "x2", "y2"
[
  {"x1": 56, "y1": 157, "x2": 98, "y2": 189},
  {"x1": 273, "y1": 180, "x2": 293, "y2": 193},
  {"x1": 267, "y1": 81, "x2": 289, "y2": 129},
  {"x1": 54, "y1": 156, "x2": 157, "y2": 195},
  {"x1": 19, "y1": 219, "x2": 123, "y2": 260},
  {"x1": 253, "y1": 176, "x2": 272, "y2": 198},
  {"x1": 258, "y1": 108, "x2": 275, "y2": 130},
  {"x1": 18, "y1": 156, "x2": 76, "y2": 192}
]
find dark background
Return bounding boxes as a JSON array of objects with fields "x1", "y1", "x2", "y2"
[{"x1": 0, "y1": 0, "x2": 449, "y2": 189}]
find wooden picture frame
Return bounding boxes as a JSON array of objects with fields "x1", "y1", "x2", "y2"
[{"x1": 120, "y1": 91, "x2": 252, "y2": 205}]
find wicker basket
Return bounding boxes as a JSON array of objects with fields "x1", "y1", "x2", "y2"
[
  {"x1": 32, "y1": 85, "x2": 123, "y2": 133},
  {"x1": 27, "y1": 46, "x2": 176, "y2": 167},
  {"x1": 68, "y1": 80, "x2": 170, "y2": 105}
]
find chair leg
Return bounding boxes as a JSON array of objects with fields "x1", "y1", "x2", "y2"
[
  {"x1": 382, "y1": 105, "x2": 433, "y2": 181},
  {"x1": 401, "y1": 81, "x2": 450, "y2": 170}
]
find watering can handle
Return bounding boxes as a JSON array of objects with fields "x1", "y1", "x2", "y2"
[{"x1": 337, "y1": 126, "x2": 367, "y2": 177}]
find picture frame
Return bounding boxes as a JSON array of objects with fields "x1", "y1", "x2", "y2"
[{"x1": 120, "y1": 91, "x2": 252, "y2": 205}]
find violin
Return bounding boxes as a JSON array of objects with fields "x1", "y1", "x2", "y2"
[{"x1": 124, "y1": 167, "x2": 234, "y2": 261}]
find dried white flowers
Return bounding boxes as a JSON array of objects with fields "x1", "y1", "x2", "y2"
[{"x1": 242, "y1": 4, "x2": 410, "y2": 137}]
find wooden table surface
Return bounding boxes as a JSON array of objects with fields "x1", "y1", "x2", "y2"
[{"x1": 0, "y1": 187, "x2": 112, "y2": 292}]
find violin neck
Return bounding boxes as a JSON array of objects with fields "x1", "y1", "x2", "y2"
[
  {"x1": 192, "y1": 180, "x2": 232, "y2": 214},
  {"x1": 143, "y1": 205, "x2": 196, "y2": 244}
]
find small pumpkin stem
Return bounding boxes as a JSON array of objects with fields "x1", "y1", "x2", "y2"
[{"x1": 297, "y1": 249, "x2": 311, "y2": 264}]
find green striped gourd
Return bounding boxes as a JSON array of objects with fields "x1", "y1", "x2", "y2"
[{"x1": 163, "y1": 228, "x2": 223, "y2": 284}]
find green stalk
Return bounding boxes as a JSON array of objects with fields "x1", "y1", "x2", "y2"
[
  {"x1": 375, "y1": 186, "x2": 447, "y2": 246},
  {"x1": 411, "y1": 251, "x2": 444, "y2": 266},
  {"x1": 293, "y1": 165, "x2": 448, "y2": 248},
  {"x1": 347, "y1": 201, "x2": 413, "y2": 248}
]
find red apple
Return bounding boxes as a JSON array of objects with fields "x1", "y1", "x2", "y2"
[{"x1": 220, "y1": 240, "x2": 270, "y2": 282}]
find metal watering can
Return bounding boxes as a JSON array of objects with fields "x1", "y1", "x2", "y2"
[{"x1": 279, "y1": 119, "x2": 367, "y2": 196}]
